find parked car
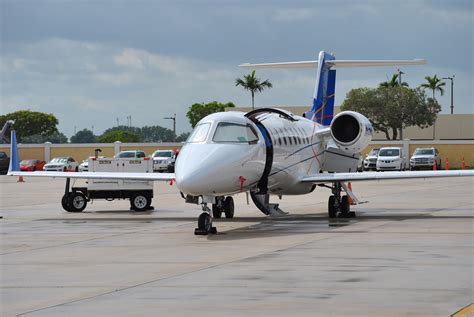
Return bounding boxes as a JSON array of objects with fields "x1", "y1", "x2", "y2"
[
  {"x1": 410, "y1": 147, "x2": 441, "y2": 170},
  {"x1": 115, "y1": 150, "x2": 146, "y2": 159},
  {"x1": 151, "y1": 150, "x2": 176, "y2": 172},
  {"x1": 363, "y1": 148, "x2": 379, "y2": 171},
  {"x1": 376, "y1": 147, "x2": 406, "y2": 171},
  {"x1": 79, "y1": 156, "x2": 105, "y2": 172},
  {"x1": 0, "y1": 151, "x2": 9, "y2": 174},
  {"x1": 20, "y1": 159, "x2": 46, "y2": 171},
  {"x1": 44, "y1": 157, "x2": 78, "y2": 172}
]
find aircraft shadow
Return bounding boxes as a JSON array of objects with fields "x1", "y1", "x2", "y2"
[
  {"x1": 38, "y1": 211, "x2": 473, "y2": 241},
  {"x1": 207, "y1": 212, "x2": 474, "y2": 241}
]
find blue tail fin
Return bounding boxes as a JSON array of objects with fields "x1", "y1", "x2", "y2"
[
  {"x1": 305, "y1": 51, "x2": 336, "y2": 126},
  {"x1": 8, "y1": 130, "x2": 20, "y2": 173},
  {"x1": 240, "y1": 51, "x2": 426, "y2": 126}
]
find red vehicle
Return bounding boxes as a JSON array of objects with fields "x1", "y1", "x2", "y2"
[{"x1": 20, "y1": 159, "x2": 46, "y2": 171}]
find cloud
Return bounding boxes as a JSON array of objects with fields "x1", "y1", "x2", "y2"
[
  {"x1": 272, "y1": 8, "x2": 317, "y2": 22},
  {"x1": 1, "y1": 0, "x2": 472, "y2": 138},
  {"x1": 0, "y1": 38, "x2": 247, "y2": 136},
  {"x1": 114, "y1": 49, "x2": 144, "y2": 70}
]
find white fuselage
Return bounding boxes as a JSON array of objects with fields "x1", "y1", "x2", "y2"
[{"x1": 175, "y1": 111, "x2": 329, "y2": 197}]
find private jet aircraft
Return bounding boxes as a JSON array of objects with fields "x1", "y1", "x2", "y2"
[{"x1": 8, "y1": 51, "x2": 474, "y2": 235}]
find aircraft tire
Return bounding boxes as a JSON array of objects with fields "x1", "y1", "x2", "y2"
[
  {"x1": 224, "y1": 196, "x2": 234, "y2": 219},
  {"x1": 212, "y1": 204, "x2": 222, "y2": 218},
  {"x1": 198, "y1": 212, "x2": 212, "y2": 232},
  {"x1": 340, "y1": 195, "x2": 350, "y2": 217},
  {"x1": 328, "y1": 195, "x2": 337, "y2": 218}
]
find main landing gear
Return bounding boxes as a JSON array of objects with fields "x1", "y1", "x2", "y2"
[
  {"x1": 327, "y1": 182, "x2": 356, "y2": 219},
  {"x1": 211, "y1": 196, "x2": 234, "y2": 219},
  {"x1": 194, "y1": 196, "x2": 234, "y2": 235}
]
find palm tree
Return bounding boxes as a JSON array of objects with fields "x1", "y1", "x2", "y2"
[
  {"x1": 235, "y1": 70, "x2": 272, "y2": 110},
  {"x1": 379, "y1": 73, "x2": 409, "y2": 88},
  {"x1": 420, "y1": 75, "x2": 445, "y2": 140},
  {"x1": 420, "y1": 75, "x2": 445, "y2": 100}
]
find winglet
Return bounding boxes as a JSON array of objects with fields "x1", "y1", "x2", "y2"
[{"x1": 8, "y1": 130, "x2": 20, "y2": 173}]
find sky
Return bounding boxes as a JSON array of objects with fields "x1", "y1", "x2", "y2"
[{"x1": 1, "y1": 0, "x2": 472, "y2": 137}]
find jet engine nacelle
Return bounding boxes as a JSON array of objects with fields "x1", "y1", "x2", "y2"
[{"x1": 330, "y1": 111, "x2": 373, "y2": 153}]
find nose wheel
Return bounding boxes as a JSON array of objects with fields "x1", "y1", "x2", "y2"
[{"x1": 195, "y1": 203, "x2": 217, "y2": 235}]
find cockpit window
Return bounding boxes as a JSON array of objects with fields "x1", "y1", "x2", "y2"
[
  {"x1": 212, "y1": 122, "x2": 259, "y2": 144},
  {"x1": 187, "y1": 123, "x2": 211, "y2": 143}
]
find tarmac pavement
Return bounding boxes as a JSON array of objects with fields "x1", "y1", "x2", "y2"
[{"x1": 0, "y1": 175, "x2": 473, "y2": 316}]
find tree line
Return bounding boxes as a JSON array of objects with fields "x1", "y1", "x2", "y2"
[
  {"x1": 0, "y1": 111, "x2": 190, "y2": 144},
  {"x1": 1, "y1": 72, "x2": 448, "y2": 143},
  {"x1": 342, "y1": 74, "x2": 445, "y2": 140}
]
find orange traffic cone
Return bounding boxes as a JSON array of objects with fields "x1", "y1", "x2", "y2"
[
  {"x1": 18, "y1": 176, "x2": 24, "y2": 183},
  {"x1": 445, "y1": 158, "x2": 449, "y2": 170},
  {"x1": 461, "y1": 157, "x2": 466, "y2": 170},
  {"x1": 348, "y1": 182, "x2": 353, "y2": 205},
  {"x1": 433, "y1": 161, "x2": 437, "y2": 170}
]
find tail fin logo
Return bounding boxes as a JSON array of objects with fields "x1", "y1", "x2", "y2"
[{"x1": 305, "y1": 51, "x2": 336, "y2": 126}]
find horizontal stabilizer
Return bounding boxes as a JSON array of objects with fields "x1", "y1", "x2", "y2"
[
  {"x1": 240, "y1": 61, "x2": 318, "y2": 69},
  {"x1": 239, "y1": 59, "x2": 426, "y2": 69}
]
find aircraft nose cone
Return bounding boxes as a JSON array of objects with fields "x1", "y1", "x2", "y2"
[
  {"x1": 175, "y1": 143, "x2": 264, "y2": 196},
  {"x1": 175, "y1": 146, "x2": 219, "y2": 195}
]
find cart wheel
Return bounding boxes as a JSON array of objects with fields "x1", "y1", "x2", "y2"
[
  {"x1": 67, "y1": 192, "x2": 87, "y2": 212},
  {"x1": 61, "y1": 194, "x2": 74, "y2": 212},
  {"x1": 131, "y1": 193, "x2": 150, "y2": 211}
]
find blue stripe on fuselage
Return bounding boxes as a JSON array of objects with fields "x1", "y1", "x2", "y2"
[{"x1": 256, "y1": 124, "x2": 271, "y2": 147}]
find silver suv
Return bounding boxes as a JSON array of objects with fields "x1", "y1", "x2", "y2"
[{"x1": 410, "y1": 147, "x2": 441, "y2": 170}]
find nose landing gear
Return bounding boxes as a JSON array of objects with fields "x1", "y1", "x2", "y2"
[{"x1": 195, "y1": 203, "x2": 218, "y2": 235}]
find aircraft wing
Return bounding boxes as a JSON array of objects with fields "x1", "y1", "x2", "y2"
[
  {"x1": 301, "y1": 170, "x2": 474, "y2": 184},
  {"x1": 8, "y1": 171, "x2": 175, "y2": 181}
]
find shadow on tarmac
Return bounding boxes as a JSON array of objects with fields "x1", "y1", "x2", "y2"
[{"x1": 33, "y1": 210, "x2": 474, "y2": 241}]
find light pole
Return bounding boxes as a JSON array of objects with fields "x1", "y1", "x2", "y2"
[
  {"x1": 164, "y1": 113, "x2": 176, "y2": 141},
  {"x1": 442, "y1": 76, "x2": 455, "y2": 114},
  {"x1": 397, "y1": 68, "x2": 404, "y2": 86},
  {"x1": 397, "y1": 68, "x2": 405, "y2": 140}
]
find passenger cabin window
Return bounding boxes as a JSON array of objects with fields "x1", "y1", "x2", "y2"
[
  {"x1": 188, "y1": 123, "x2": 211, "y2": 143},
  {"x1": 212, "y1": 122, "x2": 259, "y2": 144},
  {"x1": 271, "y1": 129, "x2": 282, "y2": 146}
]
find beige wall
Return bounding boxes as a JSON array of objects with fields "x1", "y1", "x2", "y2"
[
  {"x1": 50, "y1": 146, "x2": 115, "y2": 161},
  {"x1": 232, "y1": 106, "x2": 474, "y2": 140},
  {"x1": 16, "y1": 147, "x2": 45, "y2": 161},
  {"x1": 362, "y1": 141, "x2": 474, "y2": 168}
]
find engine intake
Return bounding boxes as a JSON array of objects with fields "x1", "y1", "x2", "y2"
[{"x1": 330, "y1": 111, "x2": 373, "y2": 153}]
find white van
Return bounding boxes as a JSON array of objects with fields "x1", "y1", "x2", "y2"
[{"x1": 376, "y1": 147, "x2": 407, "y2": 171}]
